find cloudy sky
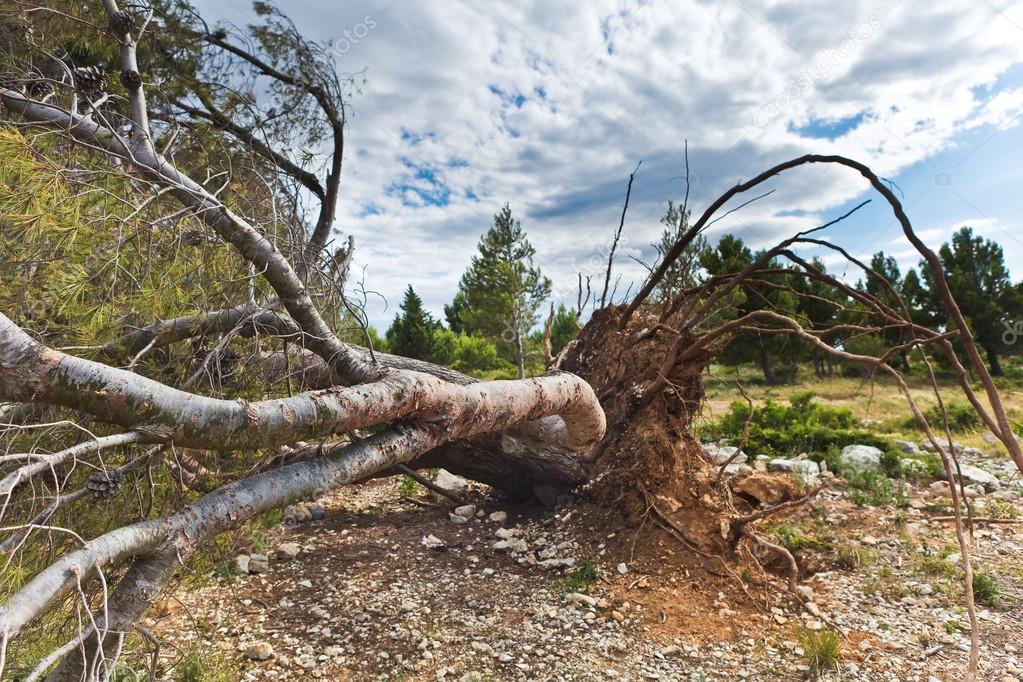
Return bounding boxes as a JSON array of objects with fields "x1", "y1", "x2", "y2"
[{"x1": 193, "y1": 0, "x2": 1023, "y2": 330}]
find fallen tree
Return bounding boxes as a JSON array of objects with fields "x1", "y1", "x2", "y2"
[{"x1": 0, "y1": 2, "x2": 1020, "y2": 681}]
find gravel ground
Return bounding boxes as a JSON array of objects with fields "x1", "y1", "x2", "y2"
[{"x1": 151, "y1": 450, "x2": 1023, "y2": 681}]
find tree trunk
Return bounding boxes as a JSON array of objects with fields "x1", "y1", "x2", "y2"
[
  {"x1": 514, "y1": 319, "x2": 526, "y2": 379},
  {"x1": 758, "y1": 344, "x2": 777, "y2": 384},
  {"x1": 986, "y1": 347, "x2": 1004, "y2": 377}
]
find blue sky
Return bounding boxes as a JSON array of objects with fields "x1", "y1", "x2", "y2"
[{"x1": 194, "y1": 0, "x2": 1023, "y2": 330}]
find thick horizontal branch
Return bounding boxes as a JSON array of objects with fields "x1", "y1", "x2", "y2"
[
  {"x1": 0, "y1": 354, "x2": 606, "y2": 642},
  {"x1": 0, "y1": 313, "x2": 604, "y2": 452}
]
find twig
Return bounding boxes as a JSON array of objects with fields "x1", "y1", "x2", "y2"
[
  {"x1": 396, "y1": 464, "x2": 465, "y2": 505},
  {"x1": 600, "y1": 161, "x2": 641, "y2": 308}
]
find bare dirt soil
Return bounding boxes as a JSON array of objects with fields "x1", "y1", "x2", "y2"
[{"x1": 150, "y1": 464, "x2": 1023, "y2": 682}]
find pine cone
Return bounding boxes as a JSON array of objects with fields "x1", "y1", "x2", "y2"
[
  {"x1": 25, "y1": 70, "x2": 53, "y2": 98},
  {"x1": 86, "y1": 469, "x2": 123, "y2": 499},
  {"x1": 120, "y1": 69, "x2": 142, "y2": 90},
  {"x1": 73, "y1": 66, "x2": 107, "y2": 101},
  {"x1": 109, "y1": 10, "x2": 134, "y2": 34}
]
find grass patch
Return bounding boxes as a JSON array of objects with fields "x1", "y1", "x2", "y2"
[
  {"x1": 772, "y1": 524, "x2": 831, "y2": 552},
  {"x1": 844, "y1": 468, "x2": 909, "y2": 508},
  {"x1": 556, "y1": 559, "x2": 599, "y2": 593},
  {"x1": 832, "y1": 544, "x2": 879, "y2": 570},
  {"x1": 972, "y1": 570, "x2": 1001, "y2": 606},
  {"x1": 797, "y1": 628, "x2": 840, "y2": 674},
  {"x1": 984, "y1": 498, "x2": 1019, "y2": 520}
]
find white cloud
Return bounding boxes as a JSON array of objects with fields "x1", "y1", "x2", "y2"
[{"x1": 191, "y1": 0, "x2": 1023, "y2": 329}]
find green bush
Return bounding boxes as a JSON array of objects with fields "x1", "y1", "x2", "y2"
[
  {"x1": 702, "y1": 392, "x2": 899, "y2": 463},
  {"x1": 903, "y1": 401, "x2": 982, "y2": 432},
  {"x1": 972, "y1": 570, "x2": 1001, "y2": 606}
]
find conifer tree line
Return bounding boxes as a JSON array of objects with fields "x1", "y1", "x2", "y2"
[{"x1": 388, "y1": 201, "x2": 1023, "y2": 383}]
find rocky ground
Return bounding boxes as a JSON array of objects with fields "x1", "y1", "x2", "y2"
[{"x1": 150, "y1": 442, "x2": 1023, "y2": 682}]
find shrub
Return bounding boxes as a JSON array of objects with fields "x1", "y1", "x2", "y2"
[
  {"x1": 797, "y1": 628, "x2": 840, "y2": 673},
  {"x1": 903, "y1": 401, "x2": 982, "y2": 432},
  {"x1": 702, "y1": 392, "x2": 899, "y2": 462},
  {"x1": 972, "y1": 570, "x2": 1001, "y2": 606},
  {"x1": 451, "y1": 334, "x2": 514, "y2": 375}
]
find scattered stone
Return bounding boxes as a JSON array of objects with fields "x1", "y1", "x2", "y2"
[
  {"x1": 795, "y1": 585, "x2": 814, "y2": 602},
  {"x1": 233, "y1": 554, "x2": 250, "y2": 574},
  {"x1": 494, "y1": 538, "x2": 528, "y2": 553},
  {"x1": 449, "y1": 513, "x2": 470, "y2": 525},
  {"x1": 702, "y1": 444, "x2": 747, "y2": 465},
  {"x1": 276, "y1": 542, "x2": 301, "y2": 560},
  {"x1": 616, "y1": 562, "x2": 628, "y2": 575},
  {"x1": 433, "y1": 469, "x2": 470, "y2": 499},
  {"x1": 421, "y1": 534, "x2": 446, "y2": 550},
  {"x1": 453, "y1": 504, "x2": 477, "y2": 518},
  {"x1": 307, "y1": 504, "x2": 326, "y2": 521},
  {"x1": 283, "y1": 504, "x2": 312, "y2": 524},
  {"x1": 488, "y1": 511, "x2": 508, "y2": 524},
  {"x1": 768, "y1": 458, "x2": 820, "y2": 477},
  {"x1": 243, "y1": 641, "x2": 274, "y2": 661},
  {"x1": 248, "y1": 553, "x2": 269, "y2": 573},
  {"x1": 839, "y1": 444, "x2": 883, "y2": 470}
]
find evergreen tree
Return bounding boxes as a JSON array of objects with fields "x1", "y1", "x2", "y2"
[
  {"x1": 549, "y1": 304, "x2": 579, "y2": 355},
  {"x1": 864, "y1": 251, "x2": 909, "y2": 370},
  {"x1": 652, "y1": 201, "x2": 706, "y2": 301},
  {"x1": 448, "y1": 204, "x2": 551, "y2": 377},
  {"x1": 699, "y1": 235, "x2": 799, "y2": 383},
  {"x1": 918, "y1": 227, "x2": 1023, "y2": 376},
  {"x1": 386, "y1": 285, "x2": 437, "y2": 361},
  {"x1": 794, "y1": 257, "x2": 846, "y2": 377}
]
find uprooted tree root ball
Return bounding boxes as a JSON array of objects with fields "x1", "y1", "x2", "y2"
[{"x1": 2, "y1": 2, "x2": 1023, "y2": 680}]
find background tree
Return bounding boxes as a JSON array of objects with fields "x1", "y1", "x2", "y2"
[
  {"x1": 386, "y1": 285, "x2": 438, "y2": 361},
  {"x1": 699, "y1": 235, "x2": 800, "y2": 383},
  {"x1": 863, "y1": 251, "x2": 910, "y2": 370},
  {"x1": 918, "y1": 227, "x2": 1022, "y2": 376},
  {"x1": 548, "y1": 304, "x2": 580, "y2": 356},
  {"x1": 651, "y1": 201, "x2": 706, "y2": 301},
  {"x1": 794, "y1": 257, "x2": 846, "y2": 377},
  {"x1": 448, "y1": 204, "x2": 551, "y2": 378}
]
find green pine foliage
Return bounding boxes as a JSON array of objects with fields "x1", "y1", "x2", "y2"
[
  {"x1": 386, "y1": 285, "x2": 439, "y2": 360},
  {"x1": 548, "y1": 304, "x2": 579, "y2": 355},
  {"x1": 446, "y1": 204, "x2": 551, "y2": 373}
]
